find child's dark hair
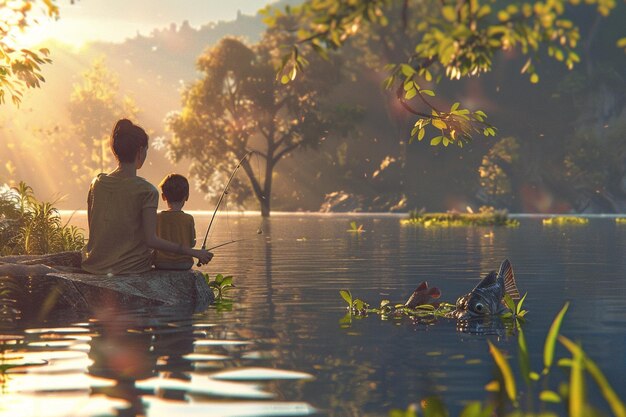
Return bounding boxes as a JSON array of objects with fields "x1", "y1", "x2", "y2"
[
  {"x1": 110, "y1": 119, "x2": 149, "y2": 163},
  {"x1": 159, "y1": 174, "x2": 189, "y2": 203}
]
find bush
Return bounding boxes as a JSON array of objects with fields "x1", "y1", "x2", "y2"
[{"x1": 0, "y1": 182, "x2": 84, "y2": 255}]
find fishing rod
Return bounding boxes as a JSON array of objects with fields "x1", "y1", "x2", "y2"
[
  {"x1": 197, "y1": 151, "x2": 253, "y2": 266},
  {"x1": 206, "y1": 238, "x2": 251, "y2": 251}
]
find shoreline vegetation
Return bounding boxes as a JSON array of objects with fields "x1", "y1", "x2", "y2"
[
  {"x1": 0, "y1": 182, "x2": 84, "y2": 256},
  {"x1": 402, "y1": 206, "x2": 520, "y2": 227}
]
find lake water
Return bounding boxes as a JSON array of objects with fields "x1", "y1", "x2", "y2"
[{"x1": 1, "y1": 214, "x2": 625, "y2": 417}]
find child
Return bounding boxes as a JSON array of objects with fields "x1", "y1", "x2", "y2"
[
  {"x1": 81, "y1": 119, "x2": 212, "y2": 275},
  {"x1": 154, "y1": 174, "x2": 196, "y2": 270}
]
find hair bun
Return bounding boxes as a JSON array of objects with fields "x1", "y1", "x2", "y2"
[{"x1": 113, "y1": 118, "x2": 134, "y2": 135}]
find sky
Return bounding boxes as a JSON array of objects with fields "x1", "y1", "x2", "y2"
[{"x1": 17, "y1": 0, "x2": 278, "y2": 47}]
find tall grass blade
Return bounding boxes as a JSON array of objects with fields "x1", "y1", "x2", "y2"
[
  {"x1": 488, "y1": 341, "x2": 517, "y2": 405},
  {"x1": 543, "y1": 302, "x2": 569, "y2": 374},
  {"x1": 517, "y1": 326, "x2": 531, "y2": 384},
  {"x1": 560, "y1": 336, "x2": 626, "y2": 417},
  {"x1": 568, "y1": 340, "x2": 584, "y2": 417}
]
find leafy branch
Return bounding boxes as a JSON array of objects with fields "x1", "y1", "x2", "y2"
[{"x1": 263, "y1": 0, "x2": 623, "y2": 147}]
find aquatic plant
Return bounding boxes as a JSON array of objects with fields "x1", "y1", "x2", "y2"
[
  {"x1": 387, "y1": 304, "x2": 625, "y2": 417},
  {"x1": 203, "y1": 273, "x2": 235, "y2": 301},
  {"x1": 0, "y1": 182, "x2": 84, "y2": 255},
  {"x1": 339, "y1": 289, "x2": 527, "y2": 323},
  {"x1": 347, "y1": 221, "x2": 364, "y2": 233},
  {"x1": 402, "y1": 206, "x2": 519, "y2": 227},
  {"x1": 542, "y1": 216, "x2": 589, "y2": 226},
  {"x1": 615, "y1": 218, "x2": 626, "y2": 225}
]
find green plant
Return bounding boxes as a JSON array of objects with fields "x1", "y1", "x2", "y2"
[
  {"x1": 0, "y1": 182, "x2": 84, "y2": 255},
  {"x1": 347, "y1": 221, "x2": 364, "y2": 233},
  {"x1": 542, "y1": 216, "x2": 589, "y2": 226},
  {"x1": 387, "y1": 303, "x2": 625, "y2": 417},
  {"x1": 203, "y1": 273, "x2": 235, "y2": 301},
  {"x1": 402, "y1": 207, "x2": 519, "y2": 227}
]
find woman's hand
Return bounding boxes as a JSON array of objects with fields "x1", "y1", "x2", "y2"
[{"x1": 193, "y1": 249, "x2": 213, "y2": 265}]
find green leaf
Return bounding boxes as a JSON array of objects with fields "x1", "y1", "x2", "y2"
[
  {"x1": 442, "y1": 6, "x2": 456, "y2": 22},
  {"x1": 459, "y1": 402, "x2": 485, "y2": 417},
  {"x1": 530, "y1": 73, "x2": 539, "y2": 84},
  {"x1": 518, "y1": 326, "x2": 531, "y2": 384},
  {"x1": 569, "y1": 341, "x2": 585, "y2": 417},
  {"x1": 488, "y1": 341, "x2": 517, "y2": 404},
  {"x1": 215, "y1": 273, "x2": 224, "y2": 284},
  {"x1": 451, "y1": 102, "x2": 460, "y2": 112},
  {"x1": 421, "y1": 89, "x2": 435, "y2": 97},
  {"x1": 560, "y1": 336, "x2": 626, "y2": 417},
  {"x1": 339, "y1": 290, "x2": 352, "y2": 306},
  {"x1": 430, "y1": 136, "x2": 442, "y2": 146},
  {"x1": 405, "y1": 88, "x2": 417, "y2": 100},
  {"x1": 418, "y1": 128, "x2": 425, "y2": 141},
  {"x1": 539, "y1": 390, "x2": 562, "y2": 403},
  {"x1": 617, "y1": 37, "x2": 626, "y2": 48},
  {"x1": 401, "y1": 64, "x2": 416, "y2": 77},
  {"x1": 516, "y1": 292, "x2": 527, "y2": 315},
  {"x1": 432, "y1": 119, "x2": 447, "y2": 130},
  {"x1": 543, "y1": 302, "x2": 570, "y2": 374},
  {"x1": 503, "y1": 294, "x2": 516, "y2": 312},
  {"x1": 280, "y1": 74, "x2": 289, "y2": 84}
]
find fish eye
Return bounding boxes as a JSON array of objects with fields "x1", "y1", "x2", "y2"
[{"x1": 475, "y1": 303, "x2": 484, "y2": 312}]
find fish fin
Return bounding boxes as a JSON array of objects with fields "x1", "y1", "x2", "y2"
[
  {"x1": 416, "y1": 281, "x2": 428, "y2": 292},
  {"x1": 499, "y1": 259, "x2": 520, "y2": 300},
  {"x1": 474, "y1": 271, "x2": 498, "y2": 291}
]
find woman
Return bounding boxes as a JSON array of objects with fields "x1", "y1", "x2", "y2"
[{"x1": 81, "y1": 119, "x2": 212, "y2": 274}]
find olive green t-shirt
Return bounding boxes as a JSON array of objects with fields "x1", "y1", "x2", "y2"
[
  {"x1": 81, "y1": 174, "x2": 159, "y2": 275},
  {"x1": 154, "y1": 211, "x2": 196, "y2": 264}
]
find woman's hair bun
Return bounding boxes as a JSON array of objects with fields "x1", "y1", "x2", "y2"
[
  {"x1": 110, "y1": 118, "x2": 149, "y2": 163},
  {"x1": 113, "y1": 118, "x2": 134, "y2": 135}
]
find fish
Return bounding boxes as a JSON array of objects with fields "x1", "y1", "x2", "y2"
[
  {"x1": 448, "y1": 259, "x2": 520, "y2": 320},
  {"x1": 404, "y1": 281, "x2": 442, "y2": 308}
]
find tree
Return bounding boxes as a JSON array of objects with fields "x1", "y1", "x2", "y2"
[
  {"x1": 68, "y1": 58, "x2": 138, "y2": 176},
  {"x1": 166, "y1": 32, "x2": 352, "y2": 217},
  {"x1": 0, "y1": 0, "x2": 59, "y2": 106},
  {"x1": 264, "y1": 0, "x2": 623, "y2": 148}
]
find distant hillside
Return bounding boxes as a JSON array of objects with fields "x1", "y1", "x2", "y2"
[{"x1": 0, "y1": 10, "x2": 270, "y2": 209}]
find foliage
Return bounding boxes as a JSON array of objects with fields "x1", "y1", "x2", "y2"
[
  {"x1": 263, "y1": 0, "x2": 622, "y2": 146},
  {"x1": 68, "y1": 57, "x2": 139, "y2": 175},
  {"x1": 0, "y1": 181, "x2": 84, "y2": 255},
  {"x1": 542, "y1": 216, "x2": 588, "y2": 225},
  {"x1": 347, "y1": 221, "x2": 364, "y2": 233},
  {"x1": 616, "y1": 218, "x2": 626, "y2": 225},
  {"x1": 203, "y1": 273, "x2": 235, "y2": 302},
  {"x1": 478, "y1": 137, "x2": 521, "y2": 207},
  {"x1": 402, "y1": 206, "x2": 519, "y2": 227},
  {"x1": 338, "y1": 288, "x2": 527, "y2": 323},
  {"x1": 387, "y1": 303, "x2": 625, "y2": 417},
  {"x1": 165, "y1": 29, "x2": 357, "y2": 216},
  {"x1": 0, "y1": 0, "x2": 58, "y2": 106}
]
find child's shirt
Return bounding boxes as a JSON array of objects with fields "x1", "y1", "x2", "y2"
[
  {"x1": 154, "y1": 211, "x2": 196, "y2": 265},
  {"x1": 82, "y1": 174, "x2": 159, "y2": 275}
]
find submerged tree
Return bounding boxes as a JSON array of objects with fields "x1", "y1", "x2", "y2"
[
  {"x1": 264, "y1": 0, "x2": 622, "y2": 148},
  {"x1": 166, "y1": 33, "x2": 352, "y2": 216}
]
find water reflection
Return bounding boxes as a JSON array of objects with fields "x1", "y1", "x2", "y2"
[{"x1": 2, "y1": 216, "x2": 626, "y2": 416}]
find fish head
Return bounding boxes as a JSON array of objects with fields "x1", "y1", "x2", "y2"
[{"x1": 451, "y1": 271, "x2": 506, "y2": 319}]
